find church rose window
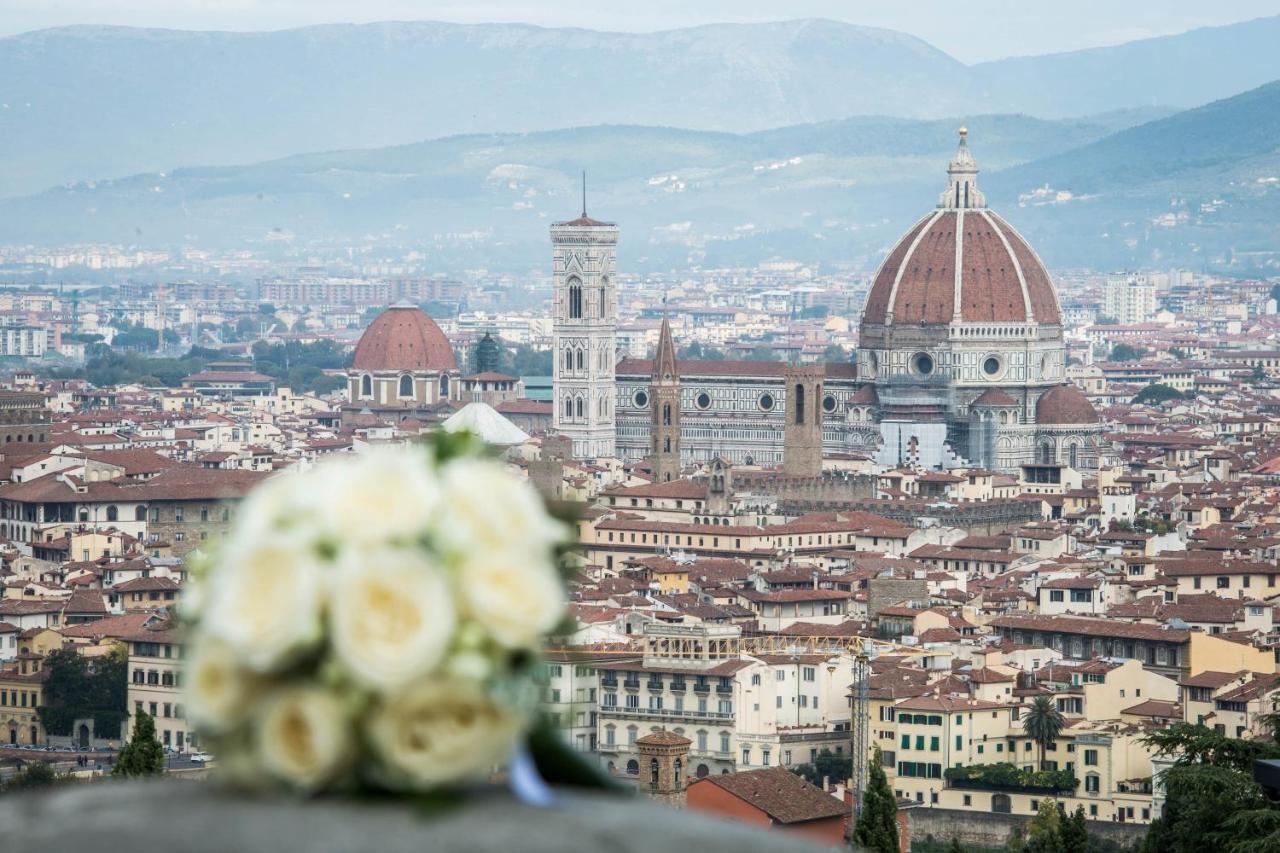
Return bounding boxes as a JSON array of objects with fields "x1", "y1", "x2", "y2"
[
  {"x1": 633, "y1": 390, "x2": 648, "y2": 408},
  {"x1": 695, "y1": 392, "x2": 711, "y2": 410},
  {"x1": 913, "y1": 353, "x2": 934, "y2": 376},
  {"x1": 983, "y1": 356, "x2": 1002, "y2": 376},
  {"x1": 822, "y1": 394, "x2": 837, "y2": 413},
  {"x1": 758, "y1": 393, "x2": 775, "y2": 411}
]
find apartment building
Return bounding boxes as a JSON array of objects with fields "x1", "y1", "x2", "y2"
[{"x1": 594, "y1": 624, "x2": 854, "y2": 781}]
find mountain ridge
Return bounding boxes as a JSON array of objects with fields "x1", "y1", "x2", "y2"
[{"x1": 1, "y1": 17, "x2": 1277, "y2": 197}]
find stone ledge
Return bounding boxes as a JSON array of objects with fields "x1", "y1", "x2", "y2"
[{"x1": 0, "y1": 781, "x2": 831, "y2": 852}]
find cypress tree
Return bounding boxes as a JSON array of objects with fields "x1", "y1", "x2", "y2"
[
  {"x1": 113, "y1": 710, "x2": 166, "y2": 777},
  {"x1": 853, "y1": 748, "x2": 899, "y2": 853},
  {"x1": 1060, "y1": 805, "x2": 1088, "y2": 853}
]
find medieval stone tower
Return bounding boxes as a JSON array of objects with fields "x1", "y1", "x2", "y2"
[
  {"x1": 649, "y1": 317, "x2": 681, "y2": 482},
  {"x1": 551, "y1": 200, "x2": 619, "y2": 460},
  {"x1": 635, "y1": 730, "x2": 691, "y2": 807},
  {"x1": 783, "y1": 363, "x2": 825, "y2": 477}
]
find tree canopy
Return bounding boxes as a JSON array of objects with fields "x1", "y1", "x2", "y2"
[
  {"x1": 1132, "y1": 383, "x2": 1186, "y2": 405},
  {"x1": 113, "y1": 710, "x2": 166, "y2": 778},
  {"x1": 853, "y1": 748, "x2": 899, "y2": 853},
  {"x1": 1110, "y1": 343, "x2": 1147, "y2": 362},
  {"x1": 1023, "y1": 696, "x2": 1066, "y2": 771},
  {"x1": 36, "y1": 645, "x2": 128, "y2": 739}
]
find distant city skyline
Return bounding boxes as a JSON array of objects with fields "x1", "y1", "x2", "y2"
[{"x1": 0, "y1": 0, "x2": 1276, "y2": 63}]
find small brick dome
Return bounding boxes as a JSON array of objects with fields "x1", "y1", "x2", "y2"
[
  {"x1": 352, "y1": 304, "x2": 456, "y2": 372},
  {"x1": 1036, "y1": 384, "x2": 1099, "y2": 425}
]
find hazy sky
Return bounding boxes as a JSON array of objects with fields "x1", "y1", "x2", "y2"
[{"x1": 0, "y1": 0, "x2": 1275, "y2": 63}]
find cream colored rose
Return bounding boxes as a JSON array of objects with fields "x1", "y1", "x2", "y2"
[
  {"x1": 329, "y1": 547, "x2": 456, "y2": 691},
  {"x1": 458, "y1": 549, "x2": 565, "y2": 649},
  {"x1": 366, "y1": 681, "x2": 525, "y2": 789},
  {"x1": 203, "y1": 531, "x2": 325, "y2": 672},
  {"x1": 184, "y1": 636, "x2": 256, "y2": 732},
  {"x1": 311, "y1": 447, "x2": 441, "y2": 548},
  {"x1": 256, "y1": 687, "x2": 352, "y2": 791},
  {"x1": 434, "y1": 458, "x2": 565, "y2": 557},
  {"x1": 228, "y1": 467, "x2": 313, "y2": 541}
]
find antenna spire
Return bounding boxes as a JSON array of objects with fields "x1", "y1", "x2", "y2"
[{"x1": 582, "y1": 170, "x2": 587, "y2": 217}]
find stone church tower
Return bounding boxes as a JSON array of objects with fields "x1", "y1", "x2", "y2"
[
  {"x1": 783, "y1": 363, "x2": 824, "y2": 477},
  {"x1": 551, "y1": 200, "x2": 619, "y2": 460},
  {"x1": 649, "y1": 317, "x2": 681, "y2": 482},
  {"x1": 635, "y1": 730, "x2": 691, "y2": 807}
]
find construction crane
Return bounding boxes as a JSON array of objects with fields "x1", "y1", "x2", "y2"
[{"x1": 731, "y1": 633, "x2": 930, "y2": 827}]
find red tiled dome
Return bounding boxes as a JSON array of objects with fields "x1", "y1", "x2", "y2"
[
  {"x1": 972, "y1": 388, "x2": 1018, "y2": 407},
  {"x1": 862, "y1": 209, "x2": 1061, "y2": 326},
  {"x1": 352, "y1": 305, "x2": 456, "y2": 372},
  {"x1": 1036, "y1": 384, "x2": 1099, "y2": 425}
]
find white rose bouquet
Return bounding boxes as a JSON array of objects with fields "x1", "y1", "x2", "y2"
[{"x1": 183, "y1": 434, "x2": 595, "y2": 797}]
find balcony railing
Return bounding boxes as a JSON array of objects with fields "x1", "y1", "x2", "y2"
[
  {"x1": 599, "y1": 707, "x2": 733, "y2": 723},
  {"x1": 622, "y1": 679, "x2": 641, "y2": 690},
  {"x1": 692, "y1": 683, "x2": 710, "y2": 693},
  {"x1": 715, "y1": 685, "x2": 733, "y2": 695},
  {"x1": 646, "y1": 680, "x2": 664, "y2": 691},
  {"x1": 601, "y1": 677, "x2": 618, "y2": 688},
  {"x1": 669, "y1": 681, "x2": 687, "y2": 693}
]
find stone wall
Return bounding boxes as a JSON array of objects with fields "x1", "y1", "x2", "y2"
[
  {"x1": 905, "y1": 805, "x2": 1147, "y2": 849},
  {"x1": 867, "y1": 577, "x2": 929, "y2": 618},
  {"x1": 0, "y1": 782, "x2": 830, "y2": 853}
]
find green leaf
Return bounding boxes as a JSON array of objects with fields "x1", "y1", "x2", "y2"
[{"x1": 524, "y1": 714, "x2": 624, "y2": 792}]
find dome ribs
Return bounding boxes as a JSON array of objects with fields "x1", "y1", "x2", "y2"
[
  {"x1": 352, "y1": 306, "x2": 458, "y2": 372},
  {"x1": 864, "y1": 213, "x2": 933, "y2": 325},
  {"x1": 960, "y1": 217, "x2": 1024, "y2": 323}
]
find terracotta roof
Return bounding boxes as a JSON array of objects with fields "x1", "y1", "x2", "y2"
[
  {"x1": 635, "y1": 730, "x2": 692, "y2": 747},
  {"x1": 696, "y1": 766, "x2": 847, "y2": 824},
  {"x1": 990, "y1": 613, "x2": 1191, "y2": 643},
  {"x1": 1036, "y1": 384, "x2": 1100, "y2": 425},
  {"x1": 862, "y1": 208, "x2": 1061, "y2": 326},
  {"x1": 615, "y1": 359, "x2": 858, "y2": 381},
  {"x1": 972, "y1": 388, "x2": 1018, "y2": 407},
  {"x1": 352, "y1": 305, "x2": 456, "y2": 372}
]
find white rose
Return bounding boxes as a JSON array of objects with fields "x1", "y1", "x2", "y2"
[
  {"x1": 329, "y1": 547, "x2": 456, "y2": 691},
  {"x1": 229, "y1": 467, "x2": 314, "y2": 541},
  {"x1": 312, "y1": 447, "x2": 441, "y2": 548},
  {"x1": 184, "y1": 636, "x2": 257, "y2": 732},
  {"x1": 256, "y1": 687, "x2": 353, "y2": 791},
  {"x1": 203, "y1": 530, "x2": 326, "y2": 672},
  {"x1": 434, "y1": 458, "x2": 564, "y2": 557},
  {"x1": 458, "y1": 550, "x2": 565, "y2": 648},
  {"x1": 366, "y1": 681, "x2": 525, "y2": 789}
]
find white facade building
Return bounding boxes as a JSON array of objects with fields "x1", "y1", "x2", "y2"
[{"x1": 1104, "y1": 273, "x2": 1157, "y2": 325}]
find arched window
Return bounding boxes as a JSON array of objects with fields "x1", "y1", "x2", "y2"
[
  {"x1": 562, "y1": 349, "x2": 571, "y2": 371},
  {"x1": 563, "y1": 397, "x2": 573, "y2": 419},
  {"x1": 599, "y1": 276, "x2": 609, "y2": 319},
  {"x1": 398, "y1": 375, "x2": 414, "y2": 398},
  {"x1": 1039, "y1": 442, "x2": 1054, "y2": 464},
  {"x1": 794, "y1": 383, "x2": 806, "y2": 425},
  {"x1": 1068, "y1": 444, "x2": 1079, "y2": 469},
  {"x1": 696, "y1": 764, "x2": 709, "y2": 779},
  {"x1": 134, "y1": 505, "x2": 146, "y2": 522},
  {"x1": 439, "y1": 375, "x2": 450, "y2": 398},
  {"x1": 674, "y1": 757, "x2": 683, "y2": 787},
  {"x1": 106, "y1": 505, "x2": 118, "y2": 522},
  {"x1": 360, "y1": 374, "x2": 372, "y2": 398},
  {"x1": 662, "y1": 403, "x2": 672, "y2": 426},
  {"x1": 576, "y1": 349, "x2": 584, "y2": 370},
  {"x1": 650, "y1": 758, "x2": 659, "y2": 787},
  {"x1": 568, "y1": 277, "x2": 583, "y2": 319},
  {"x1": 78, "y1": 509, "x2": 88, "y2": 523},
  {"x1": 575, "y1": 397, "x2": 585, "y2": 419},
  {"x1": 663, "y1": 436, "x2": 671, "y2": 453}
]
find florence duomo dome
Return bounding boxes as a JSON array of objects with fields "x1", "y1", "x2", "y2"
[{"x1": 853, "y1": 128, "x2": 1101, "y2": 471}]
